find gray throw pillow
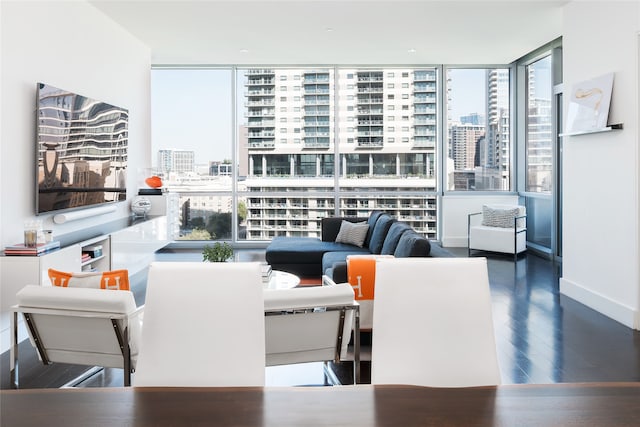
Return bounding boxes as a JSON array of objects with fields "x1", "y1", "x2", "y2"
[
  {"x1": 481, "y1": 205, "x2": 525, "y2": 228},
  {"x1": 335, "y1": 221, "x2": 369, "y2": 248}
]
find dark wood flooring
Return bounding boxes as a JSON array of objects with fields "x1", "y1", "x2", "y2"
[{"x1": 2, "y1": 248, "x2": 639, "y2": 389}]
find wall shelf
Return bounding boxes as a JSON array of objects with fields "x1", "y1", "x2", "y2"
[{"x1": 560, "y1": 123, "x2": 623, "y2": 137}]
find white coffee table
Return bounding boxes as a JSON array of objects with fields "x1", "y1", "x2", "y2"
[{"x1": 264, "y1": 270, "x2": 300, "y2": 290}]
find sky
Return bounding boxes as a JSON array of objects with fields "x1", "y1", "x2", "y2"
[{"x1": 151, "y1": 69, "x2": 234, "y2": 166}]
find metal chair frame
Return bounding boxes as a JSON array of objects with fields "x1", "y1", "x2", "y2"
[
  {"x1": 11, "y1": 305, "x2": 143, "y2": 388},
  {"x1": 265, "y1": 303, "x2": 360, "y2": 384}
]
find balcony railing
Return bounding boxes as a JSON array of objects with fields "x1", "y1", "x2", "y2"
[
  {"x1": 246, "y1": 69, "x2": 275, "y2": 75},
  {"x1": 247, "y1": 141, "x2": 276, "y2": 149},
  {"x1": 303, "y1": 139, "x2": 330, "y2": 148},
  {"x1": 245, "y1": 78, "x2": 275, "y2": 85},
  {"x1": 246, "y1": 100, "x2": 275, "y2": 106}
]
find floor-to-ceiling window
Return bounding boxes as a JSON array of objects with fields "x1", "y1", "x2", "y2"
[
  {"x1": 151, "y1": 63, "x2": 528, "y2": 246},
  {"x1": 517, "y1": 38, "x2": 562, "y2": 258},
  {"x1": 151, "y1": 68, "x2": 235, "y2": 241}
]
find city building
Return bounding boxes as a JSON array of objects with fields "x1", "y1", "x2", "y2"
[{"x1": 242, "y1": 68, "x2": 438, "y2": 239}]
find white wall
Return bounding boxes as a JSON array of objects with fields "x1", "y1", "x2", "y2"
[
  {"x1": 0, "y1": 1, "x2": 151, "y2": 248},
  {"x1": 560, "y1": 1, "x2": 640, "y2": 329},
  {"x1": 0, "y1": 1, "x2": 151, "y2": 351}
]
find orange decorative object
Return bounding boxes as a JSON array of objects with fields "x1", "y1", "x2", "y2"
[{"x1": 145, "y1": 176, "x2": 163, "y2": 188}]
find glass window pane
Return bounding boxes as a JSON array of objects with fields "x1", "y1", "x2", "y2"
[
  {"x1": 151, "y1": 69, "x2": 233, "y2": 240},
  {"x1": 445, "y1": 68, "x2": 510, "y2": 191},
  {"x1": 525, "y1": 56, "x2": 553, "y2": 193},
  {"x1": 153, "y1": 66, "x2": 445, "y2": 243}
]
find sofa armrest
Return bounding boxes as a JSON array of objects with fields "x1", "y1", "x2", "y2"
[
  {"x1": 321, "y1": 217, "x2": 367, "y2": 242},
  {"x1": 330, "y1": 261, "x2": 348, "y2": 283}
]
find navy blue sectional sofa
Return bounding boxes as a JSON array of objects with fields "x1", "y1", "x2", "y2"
[{"x1": 265, "y1": 211, "x2": 453, "y2": 278}]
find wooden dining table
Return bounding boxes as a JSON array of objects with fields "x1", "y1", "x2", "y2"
[{"x1": 2, "y1": 382, "x2": 639, "y2": 426}]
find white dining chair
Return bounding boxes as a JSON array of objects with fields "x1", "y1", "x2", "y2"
[
  {"x1": 371, "y1": 257, "x2": 501, "y2": 387},
  {"x1": 134, "y1": 261, "x2": 265, "y2": 387}
]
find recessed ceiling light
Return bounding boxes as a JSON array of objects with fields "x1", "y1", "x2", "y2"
[
  {"x1": 325, "y1": 27, "x2": 334, "y2": 32},
  {"x1": 408, "y1": 48, "x2": 416, "y2": 54},
  {"x1": 239, "y1": 48, "x2": 249, "y2": 54}
]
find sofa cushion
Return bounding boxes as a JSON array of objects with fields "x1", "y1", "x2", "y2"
[
  {"x1": 428, "y1": 242, "x2": 456, "y2": 258},
  {"x1": 322, "y1": 247, "x2": 371, "y2": 274},
  {"x1": 335, "y1": 220, "x2": 369, "y2": 247},
  {"x1": 368, "y1": 215, "x2": 395, "y2": 254},
  {"x1": 364, "y1": 211, "x2": 385, "y2": 247},
  {"x1": 267, "y1": 237, "x2": 369, "y2": 266},
  {"x1": 381, "y1": 222, "x2": 412, "y2": 255},
  {"x1": 394, "y1": 232, "x2": 431, "y2": 257},
  {"x1": 321, "y1": 217, "x2": 368, "y2": 242}
]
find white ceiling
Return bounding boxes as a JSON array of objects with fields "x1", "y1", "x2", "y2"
[{"x1": 89, "y1": 0, "x2": 565, "y2": 65}]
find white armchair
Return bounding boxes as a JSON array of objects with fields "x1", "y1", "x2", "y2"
[
  {"x1": 11, "y1": 285, "x2": 143, "y2": 388},
  {"x1": 264, "y1": 282, "x2": 360, "y2": 384},
  {"x1": 468, "y1": 204, "x2": 527, "y2": 261}
]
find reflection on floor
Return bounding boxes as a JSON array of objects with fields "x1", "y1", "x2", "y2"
[{"x1": 2, "y1": 248, "x2": 639, "y2": 389}]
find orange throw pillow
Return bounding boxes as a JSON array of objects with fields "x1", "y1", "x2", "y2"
[{"x1": 48, "y1": 268, "x2": 130, "y2": 291}]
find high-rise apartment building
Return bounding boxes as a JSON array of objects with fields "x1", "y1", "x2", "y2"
[{"x1": 242, "y1": 68, "x2": 438, "y2": 239}]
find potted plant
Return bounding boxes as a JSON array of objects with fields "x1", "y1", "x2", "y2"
[{"x1": 202, "y1": 242, "x2": 234, "y2": 262}]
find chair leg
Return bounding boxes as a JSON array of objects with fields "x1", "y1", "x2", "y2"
[
  {"x1": 354, "y1": 309, "x2": 360, "y2": 385},
  {"x1": 10, "y1": 312, "x2": 19, "y2": 389}
]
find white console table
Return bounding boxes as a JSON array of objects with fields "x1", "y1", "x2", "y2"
[
  {"x1": 0, "y1": 215, "x2": 170, "y2": 353},
  {"x1": 111, "y1": 215, "x2": 170, "y2": 275}
]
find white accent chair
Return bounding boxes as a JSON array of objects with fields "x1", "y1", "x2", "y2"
[
  {"x1": 371, "y1": 257, "x2": 501, "y2": 387},
  {"x1": 11, "y1": 285, "x2": 143, "y2": 388},
  {"x1": 468, "y1": 204, "x2": 527, "y2": 261},
  {"x1": 134, "y1": 262, "x2": 265, "y2": 387},
  {"x1": 264, "y1": 281, "x2": 360, "y2": 384}
]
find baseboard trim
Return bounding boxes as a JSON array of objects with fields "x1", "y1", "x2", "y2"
[{"x1": 560, "y1": 277, "x2": 639, "y2": 330}]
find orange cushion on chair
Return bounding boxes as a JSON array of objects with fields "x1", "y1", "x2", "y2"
[{"x1": 48, "y1": 268, "x2": 130, "y2": 291}]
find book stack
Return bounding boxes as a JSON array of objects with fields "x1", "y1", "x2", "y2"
[
  {"x1": 4, "y1": 240, "x2": 61, "y2": 256},
  {"x1": 81, "y1": 253, "x2": 92, "y2": 263},
  {"x1": 261, "y1": 263, "x2": 273, "y2": 284}
]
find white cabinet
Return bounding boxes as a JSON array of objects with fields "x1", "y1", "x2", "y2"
[
  {"x1": 80, "y1": 235, "x2": 111, "y2": 272},
  {"x1": 111, "y1": 216, "x2": 170, "y2": 276},
  {"x1": 146, "y1": 193, "x2": 179, "y2": 239}
]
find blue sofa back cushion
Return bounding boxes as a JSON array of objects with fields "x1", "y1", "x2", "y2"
[
  {"x1": 368, "y1": 215, "x2": 395, "y2": 254},
  {"x1": 394, "y1": 232, "x2": 431, "y2": 257},
  {"x1": 381, "y1": 222, "x2": 413, "y2": 255},
  {"x1": 364, "y1": 210, "x2": 385, "y2": 247}
]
